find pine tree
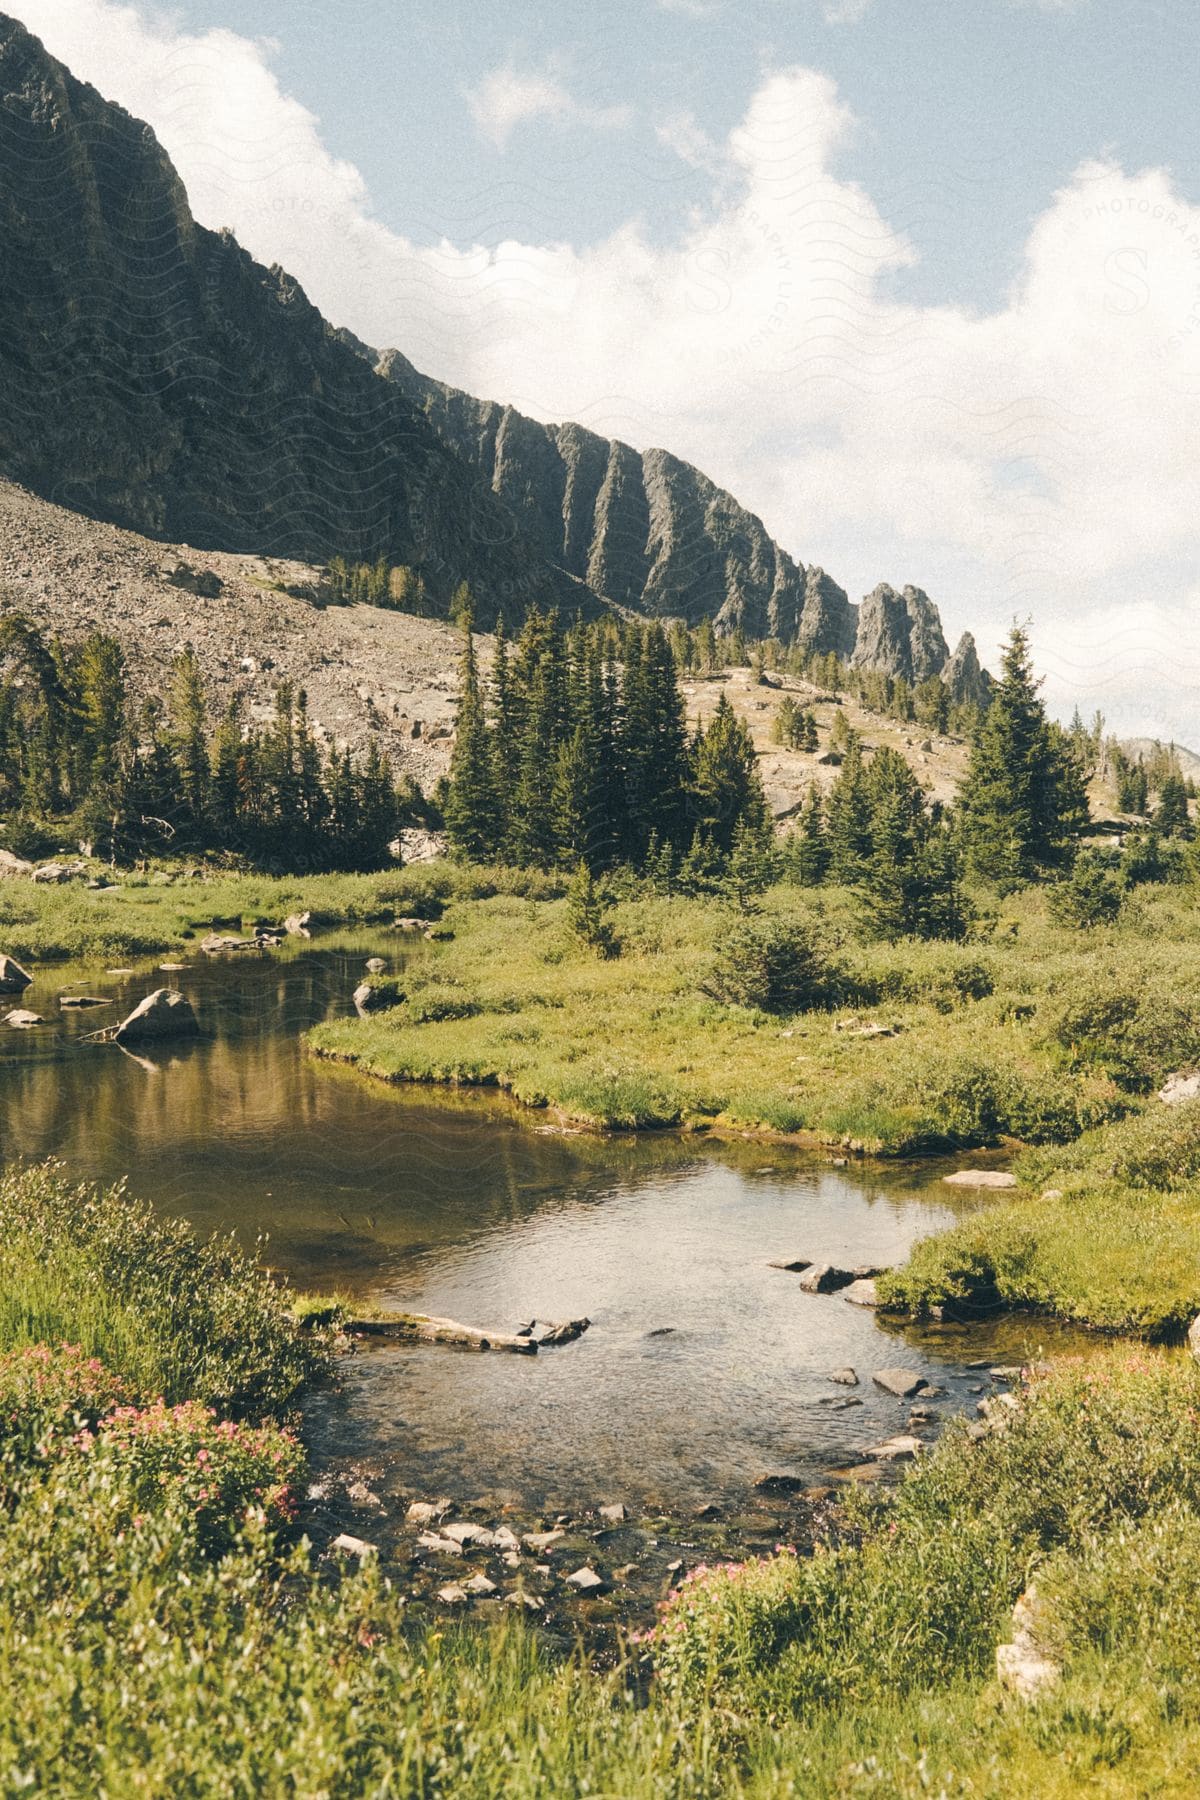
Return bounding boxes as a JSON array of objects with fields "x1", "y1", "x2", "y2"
[
  {"x1": 825, "y1": 745, "x2": 873, "y2": 883},
  {"x1": 168, "y1": 645, "x2": 210, "y2": 832},
  {"x1": 959, "y1": 623, "x2": 1088, "y2": 887},
  {"x1": 1156, "y1": 772, "x2": 1191, "y2": 838},
  {"x1": 689, "y1": 693, "x2": 769, "y2": 859},
  {"x1": 783, "y1": 783, "x2": 830, "y2": 886},
  {"x1": 445, "y1": 616, "x2": 499, "y2": 863}
]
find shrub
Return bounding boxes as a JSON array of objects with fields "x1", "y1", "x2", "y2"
[
  {"x1": 1049, "y1": 855, "x2": 1125, "y2": 928},
  {"x1": 81, "y1": 1399, "x2": 303, "y2": 1551},
  {"x1": 0, "y1": 1342, "x2": 129, "y2": 1474},
  {"x1": 702, "y1": 918, "x2": 839, "y2": 1013},
  {"x1": 0, "y1": 1165, "x2": 323, "y2": 1414}
]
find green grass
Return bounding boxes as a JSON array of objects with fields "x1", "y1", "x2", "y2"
[{"x1": 307, "y1": 877, "x2": 1200, "y2": 1151}]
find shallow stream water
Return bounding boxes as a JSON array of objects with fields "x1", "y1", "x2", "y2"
[{"x1": 0, "y1": 931, "x2": 1086, "y2": 1516}]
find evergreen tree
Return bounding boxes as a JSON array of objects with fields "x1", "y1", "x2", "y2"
[
  {"x1": 825, "y1": 744, "x2": 873, "y2": 883},
  {"x1": 445, "y1": 617, "x2": 499, "y2": 862},
  {"x1": 689, "y1": 693, "x2": 769, "y2": 858},
  {"x1": 782, "y1": 784, "x2": 830, "y2": 886},
  {"x1": 1156, "y1": 773, "x2": 1191, "y2": 838},
  {"x1": 168, "y1": 645, "x2": 210, "y2": 832},
  {"x1": 958, "y1": 623, "x2": 1088, "y2": 887}
]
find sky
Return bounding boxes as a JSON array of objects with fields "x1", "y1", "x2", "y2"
[{"x1": 11, "y1": 0, "x2": 1200, "y2": 739}]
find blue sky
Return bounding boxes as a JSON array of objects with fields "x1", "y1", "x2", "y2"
[
  {"x1": 15, "y1": 0, "x2": 1200, "y2": 739},
  {"x1": 163, "y1": 0, "x2": 1198, "y2": 311}
]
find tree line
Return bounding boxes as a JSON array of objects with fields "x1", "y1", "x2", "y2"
[
  {"x1": 444, "y1": 608, "x2": 770, "y2": 876},
  {"x1": 0, "y1": 616, "x2": 407, "y2": 870}
]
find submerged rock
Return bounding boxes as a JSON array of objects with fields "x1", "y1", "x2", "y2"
[
  {"x1": 114, "y1": 989, "x2": 199, "y2": 1045},
  {"x1": 0, "y1": 954, "x2": 32, "y2": 994},
  {"x1": 4, "y1": 1008, "x2": 43, "y2": 1027},
  {"x1": 830, "y1": 1367, "x2": 859, "y2": 1386},
  {"x1": 872, "y1": 1369, "x2": 925, "y2": 1399}
]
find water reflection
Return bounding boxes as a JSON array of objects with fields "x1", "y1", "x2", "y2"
[{"x1": 0, "y1": 934, "x2": 1081, "y2": 1508}]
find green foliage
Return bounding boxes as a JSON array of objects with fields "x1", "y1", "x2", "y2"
[
  {"x1": 0, "y1": 1164, "x2": 323, "y2": 1413},
  {"x1": 1048, "y1": 852, "x2": 1125, "y2": 928},
  {"x1": 565, "y1": 860, "x2": 619, "y2": 958},
  {"x1": 0, "y1": 614, "x2": 408, "y2": 872},
  {"x1": 654, "y1": 1354, "x2": 1200, "y2": 1732},
  {"x1": 959, "y1": 623, "x2": 1089, "y2": 886},
  {"x1": 703, "y1": 917, "x2": 837, "y2": 1013}
]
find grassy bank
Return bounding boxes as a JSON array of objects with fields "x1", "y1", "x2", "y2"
[
  {"x1": 307, "y1": 877, "x2": 1200, "y2": 1150},
  {"x1": 0, "y1": 864, "x2": 455, "y2": 962},
  {"x1": 5, "y1": 1163, "x2": 1200, "y2": 1791}
]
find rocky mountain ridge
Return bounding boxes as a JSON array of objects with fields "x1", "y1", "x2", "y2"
[{"x1": 0, "y1": 11, "x2": 985, "y2": 699}]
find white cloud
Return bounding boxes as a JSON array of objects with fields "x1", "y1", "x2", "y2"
[
  {"x1": 11, "y1": 0, "x2": 1200, "y2": 737},
  {"x1": 822, "y1": 0, "x2": 873, "y2": 24},
  {"x1": 466, "y1": 58, "x2": 632, "y2": 152}
]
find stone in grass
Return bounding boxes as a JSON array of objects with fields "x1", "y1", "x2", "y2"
[
  {"x1": 463, "y1": 1573, "x2": 498, "y2": 1597},
  {"x1": 406, "y1": 1499, "x2": 450, "y2": 1525},
  {"x1": 866, "y1": 1436, "x2": 923, "y2": 1461},
  {"x1": 331, "y1": 1533, "x2": 377, "y2": 1557},
  {"x1": 523, "y1": 1529, "x2": 566, "y2": 1551},
  {"x1": 598, "y1": 1502, "x2": 627, "y2": 1524},
  {"x1": 505, "y1": 1591, "x2": 543, "y2": 1612},
  {"x1": 872, "y1": 1368, "x2": 926, "y2": 1399},
  {"x1": 441, "y1": 1522, "x2": 497, "y2": 1548},
  {"x1": 492, "y1": 1525, "x2": 521, "y2": 1551},
  {"x1": 437, "y1": 1584, "x2": 469, "y2": 1605},
  {"x1": 830, "y1": 1367, "x2": 859, "y2": 1386},
  {"x1": 942, "y1": 1169, "x2": 1017, "y2": 1189},
  {"x1": 417, "y1": 1532, "x2": 464, "y2": 1556},
  {"x1": 566, "y1": 1567, "x2": 605, "y2": 1593}
]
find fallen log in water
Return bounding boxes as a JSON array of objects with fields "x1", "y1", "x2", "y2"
[{"x1": 347, "y1": 1312, "x2": 539, "y2": 1355}]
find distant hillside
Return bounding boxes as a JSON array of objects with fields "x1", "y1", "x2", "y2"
[{"x1": 1120, "y1": 738, "x2": 1200, "y2": 780}]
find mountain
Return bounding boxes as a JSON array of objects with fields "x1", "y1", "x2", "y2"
[
  {"x1": 0, "y1": 13, "x2": 582, "y2": 626},
  {"x1": 0, "y1": 13, "x2": 983, "y2": 692}
]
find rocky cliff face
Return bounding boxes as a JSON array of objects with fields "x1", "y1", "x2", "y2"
[
  {"x1": 0, "y1": 14, "x2": 980, "y2": 685},
  {"x1": 0, "y1": 15, "x2": 580, "y2": 626},
  {"x1": 379, "y1": 353, "x2": 808, "y2": 639},
  {"x1": 943, "y1": 632, "x2": 992, "y2": 709}
]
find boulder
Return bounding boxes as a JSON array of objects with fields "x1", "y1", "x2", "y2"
[
  {"x1": 872, "y1": 1368, "x2": 925, "y2": 1399},
  {"x1": 405, "y1": 1500, "x2": 450, "y2": 1525},
  {"x1": 330, "y1": 1533, "x2": 376, "y2": 1557},
  {"x1": 830, "y1": 1367, "x2": 859, "y2": 1386},
  {"x1": 797, "y1": 1263, "x2": 856, "y2": 1294},
  {"x1": 365, "y1": 957, "x2": 387, "y2": 973},
  {"x1": 753, "y1": 1473, "x2": 807, "y2": 1495},
  {"x1": 463, "y1": 1573, "x2": 498, "y2": 1596},
  {"x1": 536, "y1": 1318, "x2": 591, "y2": 1346},
  {"x1": 283, "y1": 912, "x2": 312, "y2": 937},
  {"x1": 566, "y1": 1567, "x2": 605, "y2": 1593},
  {"x1": 30, "y1": 862, "x2": 71, "y2": 884},
  {"x1": 0, "y1": 955, "x2": 33, "y2": 994},
  {"x1": 0, "y1": 850, "x2": 34, "y2": 878},
  {"x1": 4, "y1": 1009, "x2": 43, "y2": 1027},
  {"x1": 442, "y1": 1522, "x2": 496, "y2": 1549},
  {"x1": 1159, "y1": 1071, "x2": 1200, "y2": 1106},
  {"x1": 522, "y1": 1529, "x2": 565, "y2": 1552},
  {"x1": 996, "y1": 1586, "x2": 1061, "y2": 1701},
  {"x1": 598, "y1": 1502, "x2": 627, "y2": 1524},
  {"x1": 1188, "y1": 1314, "x2": 1200, "y2": 1365},
  {"x1": 866, "y1": 1435, "x2": 923, "y2": 1461},
  {"x1": 437, "y1": 1584, "x2": 469, "y2": 1605},
  {"x1": 841, "y1": 1279, "x2": 879, "y2": 1307},
  {"x1": 113, "y1": 989, "x2": 200, "y2": 1046},
  {"x1": 943, "y1": 1169, "x2": 1017, "y2": 1189}
]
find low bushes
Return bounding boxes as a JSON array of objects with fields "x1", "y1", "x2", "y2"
[{"x1": 0, "y1": 1164, "x2": 324, "y2": 1412}]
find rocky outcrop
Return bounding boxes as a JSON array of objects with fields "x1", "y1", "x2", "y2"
[
  {"x1": 381, "y1": 353, "x2": 809, "y2": 638},
  {"x1": 113, "y1": 988, "x2": 199, "y2": 1044},
  {"x1": 944, "y1": 632, "x2": 992, "y2": 709},
  {"x1": 0, "y1": 15, "x2": 582, "y2": 627},
  {"x1": 795, "y1": 568, "x2": 858, "y2": 661},
  {"x1": 0, "y1": 14, "x2": 984, "y2": 676},
  {"x1": 851, "y1": 584, "x2": 949, "y2": 683}
]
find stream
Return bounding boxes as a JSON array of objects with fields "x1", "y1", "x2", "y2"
[{"x1": 0, "y1": 929, "x2": 1089, "y2": 1618}]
